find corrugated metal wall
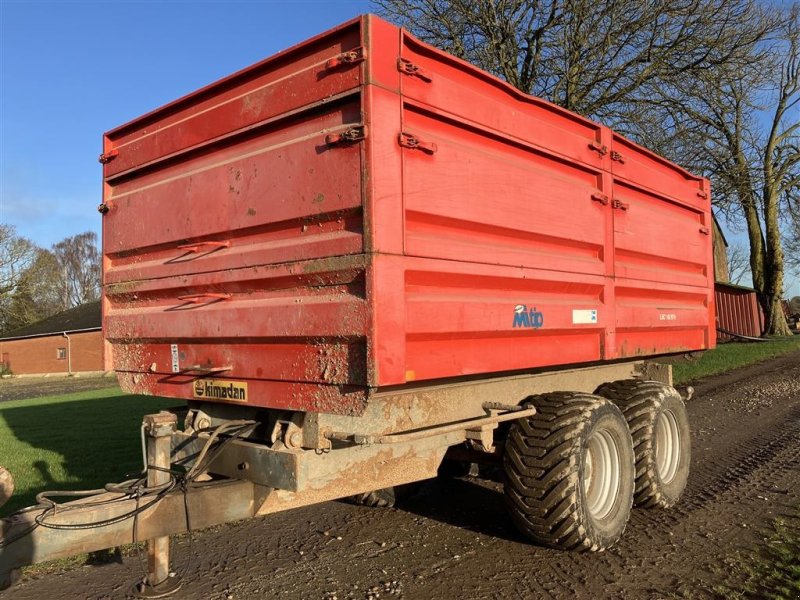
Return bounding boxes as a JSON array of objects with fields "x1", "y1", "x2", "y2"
[{"x1": 715, "y1": 283, "x2": 763, "y2": 340}]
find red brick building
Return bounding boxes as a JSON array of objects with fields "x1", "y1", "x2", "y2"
[{"x1": 0, "y1": 302, "x2": 104, "y2": 376}]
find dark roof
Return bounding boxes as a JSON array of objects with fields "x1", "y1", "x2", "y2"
[
  {"x1": 715, "y1": 281, "x2": 757, "y2": 293},
  {"x1": 0, "y1": 301, "x2": 101, "y2": 340}
]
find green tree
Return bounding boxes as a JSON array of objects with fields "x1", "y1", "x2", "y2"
[{"x1": 2, "y1": 250, "x2": 63, "y2": 332}]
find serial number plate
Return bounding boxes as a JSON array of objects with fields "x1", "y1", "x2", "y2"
[{"x1": 192, "y1": 379, "x2": 248, "y2": 402}]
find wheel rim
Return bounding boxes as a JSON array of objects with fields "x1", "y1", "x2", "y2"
[
  {"x1": 655, "y1": 409, "x2": 681, "y2": 483},
  {"x1": 583, "y1": 428, "x2": 621, "y2": 519}
]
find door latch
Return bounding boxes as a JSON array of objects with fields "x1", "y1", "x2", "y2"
[
  {"x1": 398, "y1": 132, "x2": 437, "y2": 154},
  {"x1": 588, "y1": 141, "x2": 608, "y2": 156},
  {"x1": 612, "y1": 199, "x2": 630, "y2": 211},
  {"x1": 325, "y1": 46, "x2": 367, "y2": 69},
  {"x1": 397, "y1": 58, "x2": 432, "y2": 82},
  {"x1": 98, "y1": 149, "x2": 119, "y2": 164},
  {"x1": 325, "y1": 125, "x2": 367, "y2": 146}
]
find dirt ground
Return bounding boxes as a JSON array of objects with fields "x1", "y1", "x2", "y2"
[
  {"x1": 6, "y1": 352, "x2": 800, "y2": 600},
  {"x1": 0, "y1": 376, "x2": 119, "y2": 403}
]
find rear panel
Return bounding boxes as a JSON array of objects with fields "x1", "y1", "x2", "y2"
[{"x1": 102, "y1": 18, "x2": 371, "y2": 414}]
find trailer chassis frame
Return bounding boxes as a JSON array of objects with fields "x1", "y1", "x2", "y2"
[{"x1": 0, "y1": 360, "x2": 668, "y2": 594}]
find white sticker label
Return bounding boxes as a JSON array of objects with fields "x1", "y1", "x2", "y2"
[
  {"x1": 572, "y1": 309, "x2": 598, "y2": 324},
  {"x1": 170, "y1": 344, "x2": 180, "y2": 373}
]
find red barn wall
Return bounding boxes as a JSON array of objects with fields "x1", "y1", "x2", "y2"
[
  {"x1": 715, "y1": 284, "x2": 764, "y2": 340},
  {"x1": 0, "y1": 331, "x2": 104, "y2": 375}
]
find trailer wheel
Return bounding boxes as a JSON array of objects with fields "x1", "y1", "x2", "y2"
[
  {"x1": 503, "y1": 393, "x2": 635, "y2": 551},
  {"x1": 594, "y1": 380, "x2": 690, "y2": 508}
]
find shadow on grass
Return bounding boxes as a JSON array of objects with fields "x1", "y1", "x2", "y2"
[
  {"x1": 0, "y1": 391, "x2": 174, "y2": 588},
  {"x1": 1, "y1": 392, "x2": 175, "y2": 515}
]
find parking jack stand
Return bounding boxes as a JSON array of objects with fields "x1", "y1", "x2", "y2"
[{"x1": 133, "y1": 412, "x2": 181, "y2": 598}]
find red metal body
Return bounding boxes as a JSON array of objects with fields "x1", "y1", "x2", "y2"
[
  {"x1": 715, "y1": 282, "x2": 764, "y2": 339},
  {"x1": 101, "y1": 15, "x2": 715, "y2": 415}
]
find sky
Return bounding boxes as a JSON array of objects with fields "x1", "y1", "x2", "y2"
[
  {"x1": 0, "y1": 0, "x2": 370, "y2": 244},
  {"x1": 1, "y1": 0, "x2": 798, "y2": 298}
]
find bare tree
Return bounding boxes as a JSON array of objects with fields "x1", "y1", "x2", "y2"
[
  {"x1": 654, "y1": 9, "x2": 799, "y2": 335},
  {"x1": 727, "y1": 244, "x2": 751, "y2": 285},
  {"x1": 786, "y1": 200, "x2": 800, "y2": 275},
  {"x1": 376, "y1": 0, "x2": 773, "y2": 128},
  {"x1": 52, "y1": 232, "x2": 101, "y2": 309},
  {"x1": 0, "y1": 225, "x2": 37, "y2": 299},
  {"x1": 0, "y1": 225, "x2": 39, "y2": 331}
]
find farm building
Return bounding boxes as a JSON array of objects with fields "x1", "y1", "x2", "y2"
[
  {"x1": 712, "y1": 214, "x2": 730, "y2": 283},
  {"x1": 0, "y1": 301, "x2": 104, "y2": 376},
  {"x1": 711, "y1": 214, "x2": 764, "y2": 338}
]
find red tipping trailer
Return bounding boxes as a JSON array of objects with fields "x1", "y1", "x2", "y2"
[
  {"x1": 1, "y1": 15, "x2": 711, "y2": 595},
  {"x1": 101, "y1": 15, "x2": 714, "y2": 414}
]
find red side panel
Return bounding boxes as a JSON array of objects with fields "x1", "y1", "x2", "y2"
[
  {"x1": 609, "y1": 134, "x2": 713, "y2": 357},
  {"x1": 388, "y1": 32, "x2": 615, "y2": 383},
  {"x1": 367, "y1": 29, "x2": 713, "y2": 386}
]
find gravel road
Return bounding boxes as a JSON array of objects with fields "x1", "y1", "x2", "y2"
[{"x1": 6, "y1": 351, "x2": 800, "y2": 600}]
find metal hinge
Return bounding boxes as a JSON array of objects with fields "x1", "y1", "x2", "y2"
[
  {"x1": 612, "y1": 199, "x2": 629, "y2": 211},
  {"x1": 591, "y1": 192, "x2": 609, "y2": 206},
  {"x1": 699, "y1": 226, "x2": 710, "y2": 235},
  {"x1": 697, "y1": 190, "x2": 708, "y2": 199},
  {"x1": 98, "y1": 149, "x2": 119, "y2": 164},
  {"x1": 325, "y1": 125, "x2": 367, "y2": 146},
  {"x1": 325, "y1": 46, "x2": 367, "y2": 69},
  {"x1": 610, "y1": 151, "x2": 625, "y2": 163},
  {"x1": 398, "y1": 132, "x2": 437, "y2": 154},
  {"x1": 588, "y1": 141, "x2": 608, "y2": 156},
  {"x1": 397, "y1": 58, "x2": 432, "y2": 82}
]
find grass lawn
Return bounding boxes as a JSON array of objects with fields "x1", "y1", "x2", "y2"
[
  {"x1": 673, "y1": 336, "x2": 800, "y2": 385},
  {"x1": 714, "y1": 511, "x2": 800, "y2": 600},
  {"x1": 0, "y1": 387, "x2": 174, "y2": 515}
]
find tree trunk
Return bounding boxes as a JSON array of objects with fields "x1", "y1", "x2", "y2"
[
  {"x1": 762, "y1": 190, "x2": 791, "y2": 336},
  {"x1": 764, "y1": 294, "x2": 791, "y2": 336}
]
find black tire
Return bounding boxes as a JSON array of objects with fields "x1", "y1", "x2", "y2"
[
  {"x1": 595, "y1": 380, "x2": 691, "y2": 508},
  {"x1": 503, "y1": 393, "x2": 635, "y2": 551}
]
